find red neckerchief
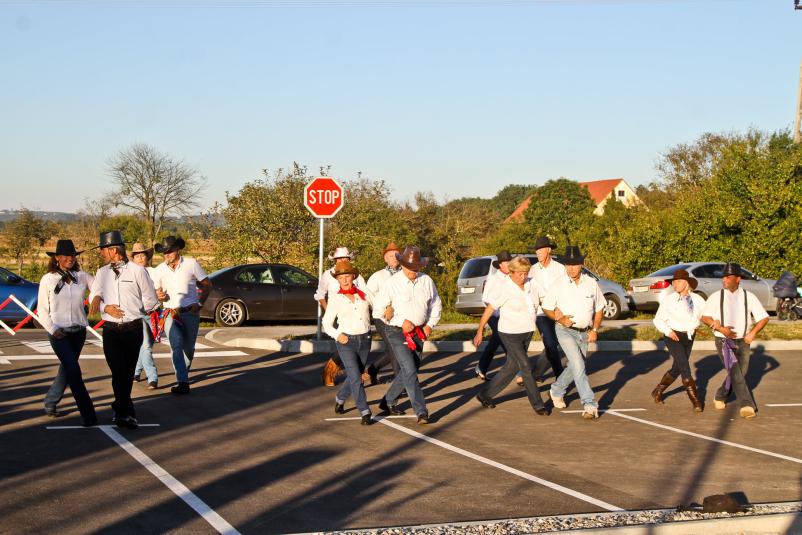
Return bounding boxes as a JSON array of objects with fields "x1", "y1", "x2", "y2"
[
  {"x1": 404, "y1": 326, "x2": 427, "y2": 350},
  {"x1": 338, "y1": 286, "x2": 366, "y2": 301}
]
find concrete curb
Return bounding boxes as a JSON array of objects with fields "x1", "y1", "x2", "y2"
[
  {"x1": 205, "y1": 329, "x2": 802, "y2": 354},
  {"x1": 558, "y1": 511, "x2": 802, "y2": 534}
]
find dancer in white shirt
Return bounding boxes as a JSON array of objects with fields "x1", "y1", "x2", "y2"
[{"x1": 131, "y1": 242, "x2": 160, "y2": 389}]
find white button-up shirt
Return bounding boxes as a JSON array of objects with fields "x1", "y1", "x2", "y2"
[
  {"x1": 528, "y1": 258, "x2": 566, "y2": 315},
  {"x1": 314, "y1": 268, "x2": 367, "y2": 302},
  {"x1": 372, "y1": 272, "x2": 442, "y2": 328},
  {"x1": 366, "y1": 266, "x2": 401, "y2": 296},
  {"x1": 322, "y1": 291, "x2": 373, "y2": 339},
  {"x1": 486, "y1": 277, "x2": 542, "y2": 334},
  {"x1": 90, "y1": 262, "x2": 160, "y2": 322},
  {"x1": 542, "y1": 274, "x2": 606, "y2": 330},
  {"x1": 702, "y1": 288, "x2": 769, "y2": 339},
  {"x1": 482, "y1": 270, "x2": 509, "y2": 318},
  {"x1": 653, "y1": 291, "x2": 706, "y2": 338},
  {"x1": 37, "y1": 271, "x2": 94, "y2": 335},
  {"x1": 154, "y1": 256, "x2": 208, "y2": 309}
]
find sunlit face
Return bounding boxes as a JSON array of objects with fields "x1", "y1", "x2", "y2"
[
  {"x1": 164, "y1": 249, "x2": 180, "y2": 266},
  {"x1": 402, "y1": 265, "x2": 418, "y2": 281},
  {"x1": 723, "y1": 274, "x2": 741, "y2": 292},
  {"x1": 55, "y1": 254, "x2": 76, "y2": 270},
  {"x1": 498, "y1": 260, "x2": 511, "y2": 274},
  {"x1": 99, "y1": 247, "x2": 114, "y2": 264},
  {"x1": 132, "y1": 252, "x2": 150, "y2": 267},
  {"x1": 565, "y1": 264, "x2": 582, "y2": 280},
  {"x1": 510, "y1": 269, "x2": 527, "y2": 284},
  {"x1": 337, "y1": 273, "x2": 354, "y2": 289},
  {"x1": 535, "y1": 247, "x2": 551, "y2": 263},
  {"x1": 384, "y1": 250, "x2": 399, "y2": 269},
  {"x1": 672, "y1": 279, "x2": 689, "y2": 294}
]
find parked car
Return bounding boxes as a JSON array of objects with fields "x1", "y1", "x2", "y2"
[
  {"x1": 199, "y1": 263, "x2": 319, "y2": 327},
  {"x1": 455, "y1": 254, "x2": 632, "y2": 320},
  {"x1": 627, "y1": 262, "x2": 778, "y2": 312},
  {"x1": 0, "y1": 267, "x2": 39, "y2": 323}
]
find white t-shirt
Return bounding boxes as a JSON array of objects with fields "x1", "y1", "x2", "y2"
[
  {"x1": 154, "y1": 256, "x2": 208, "y2": 309},
  {"x1": 486, "y1": 277, "x2": 542, "y2": 334},
  {"x1": 653, "y1": 291, "x2": 706, "y2": 338},
  {"x1": 702, "y1": 288, "x2": 769, "y2": 339},
  {"x1": 542, "y1": 274, "x2": 606, "y2": 330}
]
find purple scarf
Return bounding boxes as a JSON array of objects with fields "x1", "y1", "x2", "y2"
[{"x1": 721, "y1": 338, "x2": 739, "y2": 391}]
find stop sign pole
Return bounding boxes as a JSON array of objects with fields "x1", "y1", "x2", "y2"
[{"x1": 304, "y1": 177, "x2": 345, "y2": 340}]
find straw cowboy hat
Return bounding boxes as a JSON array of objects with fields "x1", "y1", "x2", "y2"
[
  {"x1": 327, "y1": 247, "x2": 355, "y2": 261},
  {"x1": 332, "y1": 259, "x2": 360, "y2": 278},
  {"x1": 131, "y1": 242, "x2": 154, "y2": 260},
  {"x1": 154, "y1": 236, "x2": 186, "y2": 254},
  {"x1": 668, "y1": 268, "x2": 698, "y2": 290},
  {"x1": 382, "y1": 242, "x2": 400, "y2": 256},
  {"x1": 46, "y1": 239, "x2": 82, "y2": 257},
  {"x1": 396, "y1": 245, "x2": 429, "y2": 272}
]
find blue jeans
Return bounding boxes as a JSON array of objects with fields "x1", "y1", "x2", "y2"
[
  {"x1": 165, "y1": 311, "x2": 200, "y2": 383},
  {"x1": 550, "y1": 325, "x2": 597, "y2": 408},
  {"x1": 477, "y1": 314, "x2": 506, "y2": 375},
  {"x1": 383, "y1": 326, "x2": 427, "y2": 416},
  {"x1": 335, "y1": 333, "x2": 371, "y2": 415},
  {"x1": 536, "y1": 315, "x2": 564, "y2": 377},
  {"x1": 44, "y1": 328, "x2": 97, "y2": 422},
  {"x1": 134, "y1": 318, "x2": 158, "y2": 383}
]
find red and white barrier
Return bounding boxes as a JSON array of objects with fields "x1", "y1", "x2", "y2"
[{"x1": 0, "y1": 294, "x2": 103, "y2": 340}]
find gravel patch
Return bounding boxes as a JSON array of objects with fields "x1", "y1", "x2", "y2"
[{"x1": 327, "y1": 502, "x2": 802, "y2": 534}]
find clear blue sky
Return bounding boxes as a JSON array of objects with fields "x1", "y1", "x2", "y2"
[{"x1": 1, "y1": 0, "x2": 800, "y2": 213}]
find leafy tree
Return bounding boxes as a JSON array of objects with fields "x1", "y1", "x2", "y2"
[
  {"x1": 3, "y1": 208, "x2": 55, "y2": 273},
  {"x1": 522, "y1": 178, "x2": 595, "y2": 246}
]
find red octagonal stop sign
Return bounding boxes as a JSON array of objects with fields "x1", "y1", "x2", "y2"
[{"x1": 304, "y1": 176, "x2": 344, "y2": 218}]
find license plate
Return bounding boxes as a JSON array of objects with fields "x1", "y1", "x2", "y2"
[
  {"x1": 634, "y1": 286, "x2": 649, "y2": 293},
  {"x1": 460, "y1": 287, "x2": 476, "y2": 294}
]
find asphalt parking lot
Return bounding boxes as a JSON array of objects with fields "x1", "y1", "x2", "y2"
[{"x1": 1, "y1": 330, "x2": 801, "y2": 534}]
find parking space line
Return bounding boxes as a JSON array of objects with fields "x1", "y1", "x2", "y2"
[
  {"x1": 47, "y1": 425, "x2": 240, "y2": 534},
  {"x1": 562, "y1": 408, "x2": 646, "y2": 414},
  {"x1": 606, "y1": 410, "x2": 802, "y2": 465},
  {"x1": 376, "y1": 418, "x2": 623, "y2": 512},
  {"x1": 767, "y1": 403, "x2": 802, "y2": 407},
  {"x1": 47, "y1": 424, "x2": 161, "y2": 429}
]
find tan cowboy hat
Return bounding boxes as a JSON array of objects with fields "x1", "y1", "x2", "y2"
[
  {"x1": 382, "y1": 242, "x2": 400, "y2": 256},
  {"x1": 131, "y1": 242, "x2": 154, "y2": 260},
  {"x1": 396, "y1": 245, "x2": 429, "y2": 272},
  {"x1": 327, "y1": 246, "x2": 355, "y2": 261},
  {"x1": 668, "y1": 268, "x2": 698, "y2": 290},
  {"x1": 332, "y1": 259, "x2": 359, "y2": 278}
]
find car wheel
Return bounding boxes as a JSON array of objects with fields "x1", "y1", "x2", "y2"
[
  {"x1": 215, "y1": 299, "x2": 246, "y2": 327},
  {"x1": 603, "y1": 294, "x2": 621, "y2": 320}
]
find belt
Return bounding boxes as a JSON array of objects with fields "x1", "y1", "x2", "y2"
[
  {"x1": 62, "y1": 325, "x2": 86, "y2": 333},
  {"x1": 560, "y1": 324, "x2": 591, "y2": 333},
  {"x1": 104, "y1": 319, "x2": 142, "y2": 331},
  {"x1": 177, "y1": 305, "x2": 199, "y2": 313}
]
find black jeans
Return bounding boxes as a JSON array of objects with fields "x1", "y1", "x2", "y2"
[
  {"x1": 714, "y1": 338, "x2": 755, "y2": 409},
  {"x1": 44, "y1": 328, "x2": 96, "y2": 422},
  {"x1": 479, "y1": 331, "x2": 545, "y2": 412},
  {"x1": 664, "y1": 332, "x2": 694, "y2": 380},
  {"x1": 103, "y1": 321, "x2": 144, "y2": 418},
  {"x1": 368, "y1": 319, "x2": 400, "y2": 375},
  {"x1": 536, "y1": 315, "x2": 563, "y2": 378},
  {"x1": 476, "y1": 315, "x2": 506, "y2": 375}
]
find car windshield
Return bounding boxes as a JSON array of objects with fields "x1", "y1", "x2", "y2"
[
  {"x1": 647, "y1": 264, "x2": 691, "y2": 277},
  {"x1": 459, "y1": 258, "x2": 491, "y2": 279}
]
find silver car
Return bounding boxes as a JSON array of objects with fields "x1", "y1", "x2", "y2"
[
  {"x1": 455, "y1": 254, "x2": 632, "y2": 320},
  {"x1": 627, "y1": 262, "x2": 778, "y2": 312}
]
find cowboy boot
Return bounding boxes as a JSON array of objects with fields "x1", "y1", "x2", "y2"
[
  {"x1": 321, "y1": 358, "x2": 341, "y2": 387},
  {"x1": 683, "y1": 377, "x2": 703, "y2": 413},
  {"x1": 651, "y1": 371, "x2": 676, "y2": 404}
]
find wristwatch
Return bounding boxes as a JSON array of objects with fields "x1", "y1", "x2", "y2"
[{"x1": 591, "y1": 328, "x2": 598, "y2": 333}]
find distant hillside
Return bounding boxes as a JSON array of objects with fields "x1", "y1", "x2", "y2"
[{"x1": 0, "y1": 209, "x2": 78, "y2": 222}]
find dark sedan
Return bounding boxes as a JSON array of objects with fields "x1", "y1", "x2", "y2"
[
  {"x1": 0, "y1": 267, "x2": 39, "y2": 323},
  {"x1": 199, "y1": 263, "x2": 319, "y2": 327}
]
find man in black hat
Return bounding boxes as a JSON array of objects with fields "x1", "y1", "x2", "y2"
[
  {"x1": 541, "y1": 246, "x2": 606, "y2": 420},
  {"x1": 528, "y1": 237, "x2": 565, "y2": 381},
  {"x1": 700, "y1": 262, "x2": 769, "y2": 419},
  {"x1": 89, "y1": 230, "x2": 159, "y2": 428},
  {"x1": 153, "y1": 236, "x2": 211, "y2": 395},
  {"x1": 473, "y1": 250, "x2": 513, "y2": 380}
]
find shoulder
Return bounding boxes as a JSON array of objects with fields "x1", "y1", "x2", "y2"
[
  {"x1": 39, "y1": 272, "x2": 57, "y2": 285},
  {"x1": 550, "y1": 260, "x2": 564, "y2": 269},
  {"x1": 154, "y1": 262, "x2": 168, "y2": 272}
]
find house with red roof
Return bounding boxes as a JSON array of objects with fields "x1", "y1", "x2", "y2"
[{"x1": 504, "y1": 178, "x2": 642, "y2": 222}]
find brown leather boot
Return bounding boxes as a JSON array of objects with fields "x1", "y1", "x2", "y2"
[
  {"x1": 651, "y1": 371, "x2": 676, "y2": 404},
  {"x1": 321, "y1": 358, "x2": 342, "y2": 387},
  {"x1": 683, "y1": 377, "x2": 703, "y2": 413}
]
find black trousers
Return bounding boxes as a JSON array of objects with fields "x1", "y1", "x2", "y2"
[
  {"x1": 664, "y1": 332, "x2": 694, "y2": 380},
  {"x1": 476, "y1": 315, "x2": 506, "y2": 375},
  {"x1": 103, "y1": 321, "x2": 144, "y2": 418}
]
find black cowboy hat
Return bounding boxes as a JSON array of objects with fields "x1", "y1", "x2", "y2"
[
  {"x1": 668, "y1": 268, "x2": 698, "y2": 290},
  {"x1": 46, "y1": 239, "x2": 82, "y2": 257},
  {"x1": 492, "y1": 250, "x2": 514, "y2": 269},
  {"x1": 154, "y1": 236, "x2": 186, "y2": 254},
  {"x1": 396, "y1": 245, "x2": 429, "y2": 272},
  {"x1": 97, "y1": 230, "x2": 125, "y2": 249},
  {"x1": 534, "y1": 236, "x2": 558, "y2": 251},
  {"x1": 721, "y1": 262, "x2": 742, "y2": 277},
  {"x1": 562, "y1": 245, "x2": 585, "y2": 266}
]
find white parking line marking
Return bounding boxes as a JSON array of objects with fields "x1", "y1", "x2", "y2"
[
  {"x1": 89, "y1": 339, "x2": 212, "y2": 350},
  {"x1": 0, "y1": 358, "x2": 10, "y2": 365},
  {"x1": 47, "y1": 424, "x2": 161, "y2": 429},
  {"x1": 325, "y1": 415, "x2": 417, "y2": 421},
  {"x1": 20, "y1": 341, "x2": 54, "y2": 353},
  {"x1": 606, "y1": 410, "x2": 802, "y2": 465},
  {"x1": 767, "y1": 403, "x2": 802, "y2": 407},
  {"x1": 0, "y1": 350, "x2": 248, "y2": 360},
  {"x1": 377, "y1": 418, "x2": 623, "y2": 512},
  {"x1": 48, "y1": 424, "x2": 240, "y2": 535},
  {"x1": 562, "y1": 408, "x2": 646, "y2": 414}
]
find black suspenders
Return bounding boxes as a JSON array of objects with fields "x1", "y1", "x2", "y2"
[{"x1": 719, "y1": 288, "x2": 749, "y2": 337}]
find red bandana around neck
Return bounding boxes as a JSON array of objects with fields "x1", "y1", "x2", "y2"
[{"x1": 338, "y1": 286, "x2": 366, "y2": 301}]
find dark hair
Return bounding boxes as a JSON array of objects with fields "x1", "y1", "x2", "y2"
[{"x1": 47, "y1": 256, "x2": 81, "y2": 273}]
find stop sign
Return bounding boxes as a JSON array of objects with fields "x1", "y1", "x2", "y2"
[{"x1": 304, "y1": 176, "x2": 344, "y2": 218}]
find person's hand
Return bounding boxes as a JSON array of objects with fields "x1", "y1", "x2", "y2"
[
  {"x1": 156, "y1": 288, "x2": 169, "y2": 302},
  {"x1": 105, "y1": 304, "x2": 125, "y2": 319},
  {"x1": 744, "y1": 332, "x2": 756, "y2": 344},
  {"x1": 337, "y1": 333, "x2": 349, "y2": 344},
  {"x1": 710, "y1": 320, "x2": 721, "y2": 331},
  {"x1": 473, "y1": 330, "x2": 483, "y2": 348},
  {"x1": 384, "y1": 306, "x2": 394, "y2": 321},
  {"x1": 52, "y1": 328, "x2": 65, "y2": 339},
  {"x1": 89, "y1": 296, "x2": 102, "y2": 315},
  {"x1": 423, "y1": 325, "x2": 432, "y2": 339},
  {"x1": 402, "y1": 319, "x2": 414, "y2": 333},
  {"x1": 558, "y1": 315, "x2": 574, "y2": 328},
  {"x1": 719, "y1": 326, "x2": 737, "y2": 339},
  {"x1": 668, "y1": 330, "x2": 680, "y2": 342},
  {"x1": 588, "y1": 330, "x2": 598, "y2": 343}
]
